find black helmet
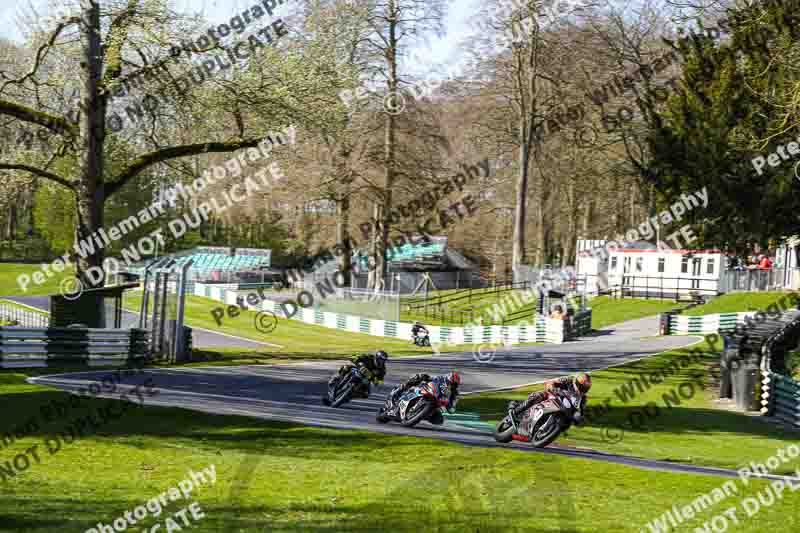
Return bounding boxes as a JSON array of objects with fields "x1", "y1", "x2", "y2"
[{"x1": 375, "y1": 350, "x2": 388, "y2": 365}]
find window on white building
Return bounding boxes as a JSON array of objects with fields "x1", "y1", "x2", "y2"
[
  {"x1": 611, "y1": 257, "x2": 618, "y2": 271},
  {"x1": 681, "y1": 257, "x2": 689, "y2": 273},
  {"x1": 658, "y1": 257, "x2": 665, "y2": 273},
  {"x1": 707, "y1": 258, "x2": 715, "y2": 274},
  {"x1": 635, "y1": 257, "x2": 643, "y2": 272},
  {"x1": 624, "y1": 256, "x2": 631, "y2": 273}
]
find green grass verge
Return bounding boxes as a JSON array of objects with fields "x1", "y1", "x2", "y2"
[
  {"x1": 121, "y1": 292, "x2": 475, "y2": 364},
  {"x1": 0, "y1": 262, "x2": 75, "y2": 298},
  {"x1": 683, "y1": 291, "x2": 797, "y2": 316},
  {"x1": 0, "y1": 299, "x2": 50, "y2": 315},
  {"x1": 461, "y1": 336, "x2": 800, "y2": 472},
  {"x1": 2, "y1": 369, "x2": 799, "y2": 532},
  {"x1": 587, "y1": 296, "x2": 687, "y2": 330},
  {"x1": 400, "y1": 286, "x2": 534, "y2": 326}
]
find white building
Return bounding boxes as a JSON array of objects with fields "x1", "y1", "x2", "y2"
[
  {"x1": 576, "y1": 240, "x2": 725, "y2": 298},
  {"x1": 775, "y1": 236, "x2": 800, "y2": 289}
]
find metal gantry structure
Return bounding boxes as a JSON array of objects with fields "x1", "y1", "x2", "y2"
[{"x1": 139, "y1": 257, "x2": 193, "y2": 362}]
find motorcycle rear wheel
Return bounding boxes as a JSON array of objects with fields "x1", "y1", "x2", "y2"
[
  {"x1": 401, "y1": 398, "x2": 436, "y2": 427},
  {"x1": 494, "y1": 417, "x2": 515, "y2": 443},
  {"x1": 531, "y1": 414, "x2": 563, "y2": 448}
]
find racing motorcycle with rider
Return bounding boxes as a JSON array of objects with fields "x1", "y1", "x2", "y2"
[
  {"x1": 377, "y1": 371, "x2": 461, "y2": 426},
  {"x1": 411, "y1": 322, "x2": 430, "y2": 346},
  {"x1": 323, "y1": 350, "x2": 388, "y2": 407},
  {"x1": 495, "y1": 373, "x2": 591, "y2": 448}
]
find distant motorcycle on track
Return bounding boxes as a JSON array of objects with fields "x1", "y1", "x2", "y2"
[{"x1": 412, "y1": 333, "x2": 431, "y2": 347}]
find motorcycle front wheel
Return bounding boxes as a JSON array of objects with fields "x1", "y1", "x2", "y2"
[
  {"x1": 401, "y1": 398, "x2": 436, "y2": 427},
  {"x1": 493, "y1": 417, "x2": 515, "y2": 443},
  {"x1": 376, "y1": 407, "x2": 390, "y2": 423},
  {"x1": 330, "y1": 376, "x2": 355, "y2": 408},
  {"x1": 531, "y1": 414, "x2": 564, "y2": 448}
]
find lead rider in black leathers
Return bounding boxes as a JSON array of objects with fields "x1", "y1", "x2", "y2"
[
  {"x1": 324, "y1": 351, "x2": 388, "y2": 405},
  {"x1": 387, "y1": 371, "x2": 461, "y2": 424}
]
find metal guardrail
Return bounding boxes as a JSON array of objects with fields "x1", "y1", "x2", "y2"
[
  {"x1": 720, "y1": 268, "x2": 796, "y2": 293},
  {"x1": 0, "y1": 304, "x2": 49, "y2": 328},
  {"x1": 762, "y1": 373, "x2": 800, "y2": 427},
  {"x1": 602, "y1": 276, "x2": 717, "y2": 300},
  {"x1": 0, "y1": 327, "x2": 150, "y2": 366}
]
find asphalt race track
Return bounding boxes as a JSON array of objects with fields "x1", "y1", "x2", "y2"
[{"x1": 27, "y1": 316, "x2": 798, "y2": 482}]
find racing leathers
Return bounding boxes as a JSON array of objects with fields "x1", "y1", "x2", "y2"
[
  {"x1": 511, "y1": 376, "x2": 587, "y2": 418},
  {"x1": 329, "y1": 353, "x2": 386, "y2": 398},
  {"x1": 389, "y1": 373, "x2": 459, "y2": 425},
  {"x1": 412, "y1": 324, "x2": 429, "y2": 339}
]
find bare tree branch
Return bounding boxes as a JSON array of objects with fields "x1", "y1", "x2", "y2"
[{"x1": 0, "y1": 163, "x2": 74, "y2": 190}]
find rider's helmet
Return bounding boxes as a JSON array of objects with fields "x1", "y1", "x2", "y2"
[
  {"x1": 375, "y1": 350, "x2": 388, "y2": 367},
  {"x1": 574, "y1": 373, "x2": 592, "y2": 394}
]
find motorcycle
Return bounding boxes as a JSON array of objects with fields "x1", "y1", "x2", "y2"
[
  {"x1": 413, "y1": 333, "x2": 431, "y2": 347},
  {"x1": 376, "y1": 380, "x2": 448, "y2": 427},
  {"x1": 323, "y1": 366, "x2": 371, "y2": 408},
  {"x1": 493, "y1": 389, "x2": 585, "y2": 448}
]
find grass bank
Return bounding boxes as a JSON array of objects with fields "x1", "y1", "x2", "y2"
[
  {"x1": 121, "y1": 292, "x2": 476, "y2": 363},
  {"x1": 2, "y1": 369, "x2": 799, "y2": 532},
  {"x1": 683, "y1": 291, "x2": 797, "y2": 316},
  {"x1": 0, "y1": 262, "x2": 75, "y2": 298},
  {"x1": 587, "y1": 296, "x2": 687, "y2": 330}
]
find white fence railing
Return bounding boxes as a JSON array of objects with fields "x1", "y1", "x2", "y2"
[{"x1": 0, "y1": 303, "x2": 49, "y2": 328}]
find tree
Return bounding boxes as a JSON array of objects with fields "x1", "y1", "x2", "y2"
[
  {"x1": 647, "y1": 0, "x2": 800, "y2": 250},
  {"x1": 346, "y1": 0, "x2": 450, "y2": 290},
  {"x1": 0, "y1": 0, "x2": 334, "y2": 323}
]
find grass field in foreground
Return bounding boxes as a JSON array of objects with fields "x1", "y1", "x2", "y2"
[
  {"x1": 461, "y1": 335, "x2": 800, "y2": 471},
  {"x1": 0, "y1": 262, "x2": 75, "y2": 298},
  {"x1": 683, "y1": 291, "x2": 798, "y2": 316},
  {"x1": 587, "y1": 295, "x2": 687, "y2": 330},
  {"x1": 1, "y1": 369, "x2": 799, "y2": 533}
]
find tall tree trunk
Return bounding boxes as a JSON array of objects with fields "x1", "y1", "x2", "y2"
[
  {"x1": 513, "y1": 140, "x2": 529, "y2": 269},
  {"x1": 74, "y1": 1, "x2": 107, "y2": 297},
  {"x1": 337, "y1": 187, "x2": 352, "y2": 286},
  {"x1": 582, "y1": 200, "x2": 593, "y2": 236},
  {"x1": 534, "y1": 198, "x2": 545, "y2": 266},
  {"x1": 373, "y1": 0, "x2": 398, "y2": 291},
  {"x1": 367, "y1": 203, "x2": 381, "y2": 289}
]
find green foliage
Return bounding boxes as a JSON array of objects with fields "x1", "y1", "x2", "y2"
[
  {"x1": 648, "y1": 0, "x2": 800, "y2": 252},
  {"x1": 33, "y1": 182, "x2": 75, "y2": 254}
]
